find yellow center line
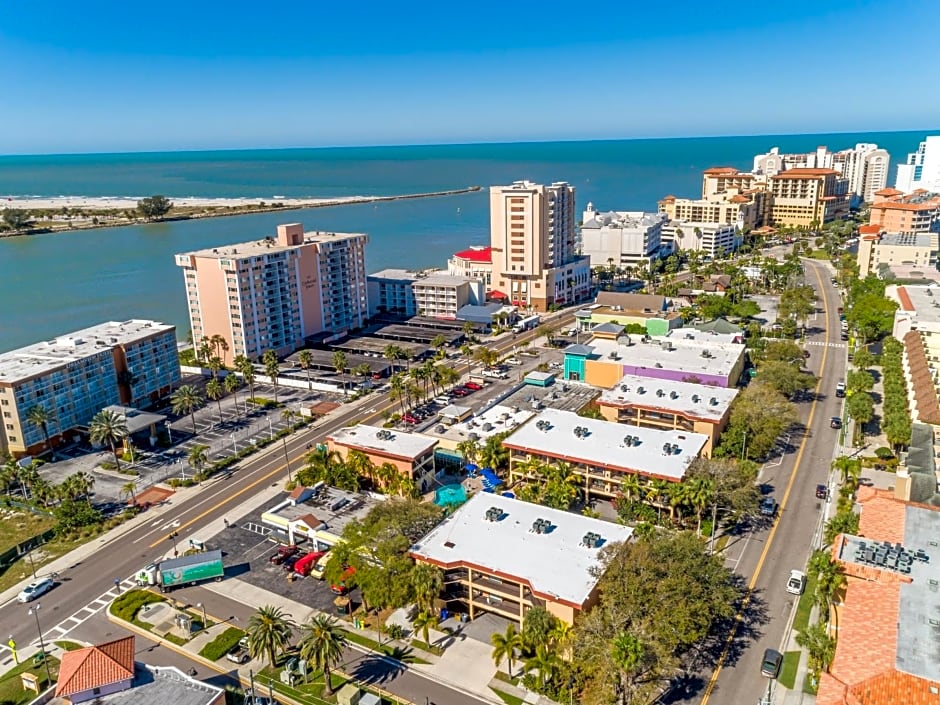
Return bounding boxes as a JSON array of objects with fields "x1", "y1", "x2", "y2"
[{"x1": 700, "y1": 263, "x2": 831, "y2": 704}]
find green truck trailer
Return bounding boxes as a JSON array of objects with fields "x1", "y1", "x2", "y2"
[{"x1": 136, "y1": 549, "x2": 224, "y2": 592}]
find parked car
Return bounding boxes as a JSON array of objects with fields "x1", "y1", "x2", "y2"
[
  {"x1": 433, "y1": 396, "x2": 452, "y2": 405},
  {"x1": 451, "y1": 388, "x2": 469, "y2": 397},
  {"x1": 481, "y1": 368, "x2": 509, "y2": 379},
  {"x1": 226, "y1": 644, "x2": 250, "y2": 664},
  {"x1": 759, "y1": 496, "x2": 778, "y2": 517},
  {"x1": 268, "y1": 545, "x2": 299, "y2": 565},
  {"x1": 18, "y1": 577, "x2": 54, "y2": 603},
  {"x1": 786, "y1": 569, "x2": 807, "y2": 595},
  {"x1": 463, "y1": 381, "x2": 483, "y2": 391},
  {"x1": 504, "y1": 357, "x2": 522, "y2": 366},
  {"x1": 815, "y1": 484, "x2": 829, "y2": 500},
  {"x1": 761, "y1": 648, "x2": 783, "y2": 678},
  {"x1": 830, "y1": 416, "x2": 842, "y2": 429},
  {"x1": 282, "y1": 553, "x2": 305, "y2": 572},
  {"x1": 402, "y1": 413, "x2": 419, "y2": 424},
  {"x1": 330, "y1": 566, "x2": 356, "y2": 595}
]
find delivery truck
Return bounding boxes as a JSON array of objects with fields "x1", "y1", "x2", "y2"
[{"x1": 136, "y1": 550, "x2": 225, "y2": 592}]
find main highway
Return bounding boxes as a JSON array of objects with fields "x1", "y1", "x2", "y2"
[
  {"x1": 0, "y1": 310, "x2": 574, "y2": 701},
  {"x1": 670, "y1": 259, "x2": 847, "y2": 705}
]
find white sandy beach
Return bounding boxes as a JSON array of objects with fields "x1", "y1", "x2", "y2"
[{"x1": 2, "y1": 195, "x2": 365, "y2": 210}]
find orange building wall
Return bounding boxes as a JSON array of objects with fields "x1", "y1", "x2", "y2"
[{"x1": 192, "y1": 257, "x2": 235, "y2": 365}]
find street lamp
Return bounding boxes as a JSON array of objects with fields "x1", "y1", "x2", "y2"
[
  {"x1": 27, "y1": 603, "x2": 53, "y2": 686},
  {"x1": 196, "y1": 602, "x2": 207, "y2": 630},
  {"x1": 230, "y1": 432, "x2": 238, "y2": 455},
  {"x1": 168, "y1": 531, "x2": 179, "y2": 557},
  {"x1": 281, "y1": 436, "x2": 292, "y2": 483},
  {"x1": 25, "y1": 548, "x2": 37, "y2": 579},
  {"x1": 267, "y1": 417, "x2": 274, "y2": 441},
  {"x1": 165, "y1": 420, "x2": 172, "y2": 444}
]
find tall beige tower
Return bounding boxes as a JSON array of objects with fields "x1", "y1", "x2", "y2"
[
  {"x1": 489, "y1": 181, "x2": 590, "y2": 311},
  {"x1": 175, "y1": 223, "x2": 369, "y2": 364}
]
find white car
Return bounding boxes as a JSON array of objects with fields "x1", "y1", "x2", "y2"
[
  {"x1": 18, "y1": 577, "x2": 55, "y2": 603},
  {"x1": 504, "y1": 357, "x2": 522, "y2": 366},
  {"x1": 786, "y1": 569, "x2": 806, "y2": 595}
]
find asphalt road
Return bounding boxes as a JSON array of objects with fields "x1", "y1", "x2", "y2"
[
  {"x1": 671, "y1": 259, "x2": 846, "y2": 705},
  {"x1": 0, "y1": 308, "x2": 574, "y2": 701}
]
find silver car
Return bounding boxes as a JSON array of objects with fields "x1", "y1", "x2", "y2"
[{"x1": 18, "y1": 577, "x2": 54, "y2": 603}]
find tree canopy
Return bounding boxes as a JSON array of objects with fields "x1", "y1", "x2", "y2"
[
  {"x1": 717, "y1": 382, "x2": 797, "y2": 461},
  {"x1": 136, "y1": 195, "x2": 173, "y2": 220}
]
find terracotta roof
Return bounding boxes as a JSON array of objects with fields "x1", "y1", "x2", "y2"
[
  {"x1": 55, "y1": 636, "x2": 135, "y2": 697},
  {"x1": 729, "y1": 194, "x2": 750, "y2": 203},
  {"x1": 703, "y1": 167, "x2": 741, "y2": 175},
  {"x1": 870, "y1": 201, "x2": 940, "y2": 212},
  {"x1": 659, "y1": 194, "x2": 677, "y2": 202},
  {"x1": 296, "y1": 512, "x2": 322, "y2": 528},
  {"x1": 903, "y1": 331, "x2": 940, "y2": 425},
  {"x1": 874, "y1": 188, "x2": 904, "y2": 197},
  {"x1": 452, "y1": 246, "x2": 492, "y2": 263},
  {"x1": 859, "y1": 224, "x2": 883, "y2": 235},
  {"x1": 289, "y1": 485, "x2": 308, "y2": 500},
  {"x1": 896, "y1": 286, "x2": 915, "y2": 312},
  {"x1": 771, "y1": 168, "x2": 839, "y2": 178}
]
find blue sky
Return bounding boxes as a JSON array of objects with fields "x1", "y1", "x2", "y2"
[{"x1": 1, "y1": 0, "x2": 939, "y2": 153}]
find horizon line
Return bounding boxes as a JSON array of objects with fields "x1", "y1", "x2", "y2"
[{"x1": 1, "y1": 126, "x2": 936, "y2": 160}]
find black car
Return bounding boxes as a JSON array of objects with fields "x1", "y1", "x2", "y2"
[
  {"x1": 815, "y1": 484, "x2": 829, "y2": 500},
  {"x1": 830, "y1": 416, "x2": 842, "y2": 429},
  {"x1": 759, "y1": 496, "x2": 778, "y2": 517}
]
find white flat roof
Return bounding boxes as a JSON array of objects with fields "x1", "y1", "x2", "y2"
[
  {"x1": 451, "y1": 404, "x2": 536, "y2": 440},
  {"x1": 586, "y1": 332, "x2": 745, "y2": 379},
  {"x1": 504, "y1": 408, "x2": 707, "y2": 481},
  {"x1": 411, "y1": 492, "x2": 633, "y2": 607},
  {"x1": 598, "y1": 374, "x2": 738, "y2": 422},
  {"x1": 0, "y1": 320, "x2": 175, "y2": 382},
  {"x1": 368, "y1": 268, "x2": 420, "y2": 282},
  {"x1": 889, "y1": 284, "x2": 940, "y2": 328},
  {"x1": 329, "y1": 424, "x2": 437, "y2": 460}
]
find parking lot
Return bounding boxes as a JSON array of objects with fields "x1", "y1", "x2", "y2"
[{"x1": 211, "y1": 498, "x2": 364, "y2": 615}]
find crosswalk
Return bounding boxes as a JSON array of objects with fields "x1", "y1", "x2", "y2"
[{"x1": 805, "y1": 341, "x2": 846, "y2": 349}]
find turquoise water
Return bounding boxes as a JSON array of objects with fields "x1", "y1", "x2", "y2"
[{"x1": 0, "y1": 130, "x2": 931, "y2": 351}]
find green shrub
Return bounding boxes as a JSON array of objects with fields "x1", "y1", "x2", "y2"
[
  {"x1": 874, "y1": 447, "x2": 894, "y2": 460},
  {"x1": 110, "y1": 590, "x2": 164, "y2": 624},
  {"x1": 247, "y1": 397, "x2": 279, "y2": 409},
  {"x1": 199, "y1": 627, "x2": 246, "y2": 661}
]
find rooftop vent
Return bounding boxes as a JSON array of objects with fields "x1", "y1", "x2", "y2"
[
  {"x1": 655, "y1": 363, "x2": 663, "y2": 368},
  {"x1": 622, "y1": 434, "x2": 641, "y2": 447},
  {"x1": 669, "y1": 391, "x2": 678, "y2": 399},
  {"x1": 710, "y1": 397, "x2": 718, "y2": 406},
  {"x1": 656, "y1": 389, "x2": 665, "y2": 397},
  {"x1": 581, "y1": 532, "x2": 603, "y2": 548},
  {"x1": 637, "y1": 386, "x2": 645, "y2": 394},
  {"x1": 692, "y1": 394, "x2": 701, "y2": 403},
  {"x1": 536, "y1": 420, "x2": 552, "y2": 432},
  {"x1": 620, "y1": 385, "x2": 629, "y2": 392},
  {"x1": 484, "y1": 507, "x2": 503, "y2": 522},
  {"x1": 531, "y1": 518, "x2": 552, "y2": 534},
  {"x1": 662, "y1": 443, "x2": 680, "y2": 455}
]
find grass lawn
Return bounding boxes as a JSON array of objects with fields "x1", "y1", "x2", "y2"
[
  {"x1": 0, "y1": 524, "x2": 109, "y2": 595},
  {"x1": 0, "y1": 654, "x2": 60, "y2": 705},
  {"x1": 342, "y1": 631, "x2": 431, "y2": 665},
  {"x1": 0, "y1": 511, "x2": 55, "y2": 555},
  {"x1": 199, "y1": 627, "x2": 246, "y2": 661},
  {"x1": 109, "y1": 589, "x2": 165, "y2": 627},
  {"x1": 257, "y1": 665, "x2": 346, "y2": 704},
  {"x1": 490, "y1": 687, "x2": 525, "y2": 705},
  {"x1": 492, "y1": 670, "x2": 521, "y2": 687},
  {"x1": 793, "y1": 572, "x2": 818, "y2": 635},
  {"x1": 778, "y1": 651, "x2": 801, "y2": 689},
  {"x1": 54, "y1": 640, "x2": 84, "y2": 651}
]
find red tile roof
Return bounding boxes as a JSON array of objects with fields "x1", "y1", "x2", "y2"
[
  {"x1": 452, "y1": 246, "x2": 492, "y2": 263},
  {"x1": 874, "y1": 188, "x2": 903, "y2": 197},
  {"x1": 895, "y1": 286, "x2": 915, "y2": 312},
  {"x1": 289, "y1": 485, "x2": 308, "y2": 500},
  {"x1": 703, "y1": 167, "x2": 741, "y2": 175},
  {"x1": 858, "y1": 224, "x2": 883, "y2": 235},
  {"x1": 55, "y1": 636, "x2": 135, "y2": 698},
  {"x1": 902, "y1": 332, "x2": 940, "y2": 425}
]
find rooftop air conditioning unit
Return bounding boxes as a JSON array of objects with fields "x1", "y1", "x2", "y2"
[
  {"x1": 710, "y1": 397, "x2": 718, "y2": 406},
  {"x1": 656, "y1": 389, "x2": 665, "y2": 397},
  {"x1": 670, "y1": 391, "x2": 678, "y2": 399},
  {"x1": 692, "y1": 394, "x2": 700, "y2": 403}
]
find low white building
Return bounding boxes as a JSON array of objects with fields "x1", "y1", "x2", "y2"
[
  {"x1": 367, "y1": 269, "x2": 484, "y2": 319},
  {"x1": 447, "y1": 246, "x2": 493, "y2": 286},
  {"x1": 579, "y1": 203, "x2": 666, "y2": 269},
  {"x1": 661, "y1": 221, "x2": 742, "y2": 258}
]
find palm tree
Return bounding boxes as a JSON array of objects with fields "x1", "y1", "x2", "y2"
[
  {"x1": 247, "y1": 605, "x2": 296, "y2": 670},
  {"x1": 456, "y1": 438, "x2": 481, "y2": 466},
  {"x1": 810, "y1": 551, "x2": 846, "y2": 624},
  {"x1": 25, "y1": 405, "x2": 53, "y2": 457},
  {"x1": 205, "y1": 378, "x2": 224, "y2": 427},
  {"x1": 431, "y1": 334, "x2": 448, "y2": 358},
  {"x1": 411, "y1": 563, "x2": 444, "y2": 612},
  {"x1": 491, "y1": 623, "x2": 524, "y2": 677},
  {"x1": 171, "y1": 384, "x2": 204, "y2": 436},
  {"x1": 459, "y1": 343, "x2": 473, "y2": 379},
  {"x1": 282, "y1": 408, "x2": 297, "y2": 433},
  {"x1": 297, "y1": 350, "x2": 314, "y2": 391},
  {"x1": 187, "y1": 444, "x2": 209, "y2": 476},
  {"x1": 548, "y1": 621, "x2": 573, "y2": 655},
  {"x1": 207, "y1": 356, "x2": 223, "y2": 380},
  {"x1": 524, "y1": 644, "x2": 562, "y2": 689},
  {"x1": 353, "y1": 363, "x2": 372, "y2": 388},
  {"x1": 412, "y1": 610, "x2": 439, "y2": 647},
  {"x1": 298, "y1": 615, "x2": 347, "y2": 695},
  {"x1": 67, "y1": 471, "x2": 94, "y2": 500},
  {"x1": 263, "y1": 350, "x2": 281, "y2": 402},
  {"x1": 620, "y1": 474, "x2": 642, "y2": 504},
  {"x1": 383, "y1": 344, "x2": 403, "y2": 375},
  {"x1": 686, "y1": 477, "x2": 715, "y2": 536},
  {"x1": 121, "y1": 480, "x2": 138, "y2": 505},
  {"x1": 224, "y1": 373, "x2": 242, "y2": 416},
  {"x1": 332, "y1": 351, "x2": 348, "y2": 393},
  {"x1": 831, "y1": 455, "x2": 861, "y2": 486},
  {"x1": 234, "y1": 355, "x2": 256, "y2": 402},
  {"x1": 89, "y1": 409, "x2": 128, "y2": 470},
  {"x1": 796, "y1": 623, "x2": 836, "y2": 676}
]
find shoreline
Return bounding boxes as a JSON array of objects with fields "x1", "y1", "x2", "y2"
[{"x1": 0, "y1": 186, "x2": 482, "y2": 238}]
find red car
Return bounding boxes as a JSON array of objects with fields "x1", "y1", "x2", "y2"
[
  {"x1": 268, "y1": 545, "x2": 299, "y2": 565},
  {"x1": 330, "y1": 566, "x2": 356, "y2": 595},
  {"x1": 452, "y1": 388, "x2": 469, "y2": 397},
  {"x1": 463, "y1": 381, "x2": 483, "y2": 391},
  {"x1": 403, "y1": 413, "x2": 419, "y2": 424}
]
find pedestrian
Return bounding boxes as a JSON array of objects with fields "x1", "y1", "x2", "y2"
[
  {"x1": 223, "y1": 518, "x2": 229, "y2": 528},
  {"x1": 114, "y1": 578, "x2": 121, "y2": 592}
]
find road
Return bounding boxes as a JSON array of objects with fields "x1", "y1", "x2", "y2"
[
  {"x1": 0, "y1": 308, "x2": 574, "y2": 701},
  {"x1": 672, "y1": 259, "x2": 846, "y2": 705}
]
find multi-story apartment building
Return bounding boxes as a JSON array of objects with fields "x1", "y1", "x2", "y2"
[
  {"x1": 411, "y1": 273, "x2": 484, "y2": 319},
  {"x1": 366, "y1": 269, "x2": 418, "y2": 316},
  {"x1": 869, "y1": 189, "x2": 940, "y2": 234},
  {"x1": 447, "y1": 246, "x2": 492, "y2": 286},
  {"x1": 578, "y1": 204, "x2": 666, "y2": 269},
  {"x1": 753, "y1": 144, "x2": 889, "y2": 202},
  {"x1": 658, "y1": 189, "x2": 766, "y2": 231},
  {"x1": 766, "y1": 168, "x2": 850, "y2": 227},
  {"x1": 175, "y1": 223, "x2": 368, "y2": 364},
  {"x1": 489, "y1": 181, "x2": 592, "y2": 311},
  {"x1": 660, "y1": 221, "x2": 741, "y2": 258},
  {"x1": 0, "y1": 320, "x2": 180, "y2": 457},
  {"x1": 701, "y1": 167, "x2": 762, "y2": 198},
  {"x1": 857, "y1": 226, "x2": 939, "y2": 279},
  {"x1": 896, "y1": 135, "x2": 940, "y2": 193},
  {"x1": 327, "y1": 424, "x2": 438, "y2": 493}
]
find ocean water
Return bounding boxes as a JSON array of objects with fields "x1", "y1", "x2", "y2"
[{"x1": 0, "y1": 130, "x2": 930, "y2": 351}]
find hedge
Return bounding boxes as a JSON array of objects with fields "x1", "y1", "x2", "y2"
[{"x1": 199, "y1": 627, "x2": 246, "y2": 661}]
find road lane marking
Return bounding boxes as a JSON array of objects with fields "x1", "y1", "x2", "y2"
[{"x1": 700, "y1": 262, "x2": 832, "y2": 705}]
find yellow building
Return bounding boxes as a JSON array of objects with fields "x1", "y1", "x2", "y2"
[
  {"x1": 658, "y1": 188, "x2": 766, "y2": 230},
  {"x1": 767, "y1": 168, "x2": 850, "y2": 227},
  {"x1": 410, "y1": 492, "x2": 634, "y2": 626}
]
